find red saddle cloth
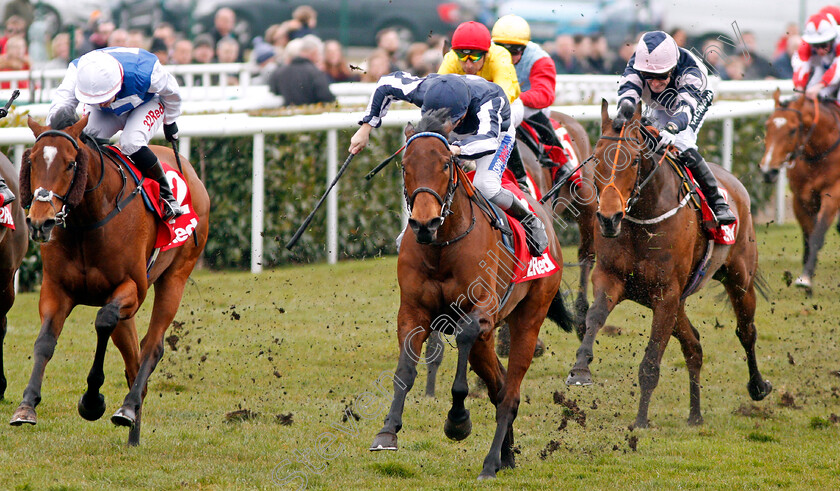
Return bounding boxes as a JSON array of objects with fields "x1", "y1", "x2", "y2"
[
  {"x1": 109, "y1": 147, "x2": 200, "y2": 251},
  {"x1": 683, "y1": 168, "x2": 737, "y2": 245},
  {"x1": 467, "y1": 168, "x2": 560, "y2": 283},
  {"x1": 0, "y1": 204, "x2": 14, "y2": 230}
]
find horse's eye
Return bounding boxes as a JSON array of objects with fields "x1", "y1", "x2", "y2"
[
  {"x1": 66, "y1": 161, "x2": 75, "y2": 171},
  {"x1": 442, "y1": 161, "x2": 450, "y2": 171},
  {"x1": 788, "y1": 128, "x2": 796, "y2": 136}
]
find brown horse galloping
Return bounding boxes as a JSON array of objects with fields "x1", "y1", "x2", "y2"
[
  {"x1": 370, "y1": 109, "x2": 572, "y2": 479},
  {"x1": 0, "y1": 154, "x2": 31, "y2": 400},
  {"x1": 760, "y1": 90, "x2": 840, "y2": 292},
  {"x1": 9, "y1": 110, "x2": 209, "y2": 445},
  {"x1": 565, "y1": 101, "x2": 771, "y2": 428}
]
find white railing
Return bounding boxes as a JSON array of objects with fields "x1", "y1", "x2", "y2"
[{"x1": 0, "y1": 99, "x2": 779, "y2": 272}]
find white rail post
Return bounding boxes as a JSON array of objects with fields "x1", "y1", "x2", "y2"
[
  {"x1": 180, "y1": 136, "x2": 191, "y2": 162},
  {"x1": 327, "y1": 129, "x2": 338, "y2": 264},
  {"x1": 12, "y1": 144, "x2": 24, "y2": 171},
  {"x1": 776, "y1": 167, "x2": 787, "y2": 224},
  {"x1": 722, "y1": 117, "x2": 733, "y2": 172},
  {"x1": 251, "y1": 133, "x2": 265, "y2": 273}
]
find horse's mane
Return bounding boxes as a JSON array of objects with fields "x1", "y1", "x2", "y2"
[
  {"x1": 416, "y1": 108, "x2": 452, "y2": 138},
  {"x1": 50, "y1": 106, "x2": 79, "y2": 130}
]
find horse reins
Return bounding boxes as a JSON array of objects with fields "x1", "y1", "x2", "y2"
[{"x1": 777, "y1": 99, "x2": 840, "y2": 164}]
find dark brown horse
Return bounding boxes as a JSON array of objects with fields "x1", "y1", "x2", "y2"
[
  {"x1": 9, "y1": 110, "x2": 209, "y2": 445},
  {"x1": 521, "y1": 110, "x2": 596, "y2": 335},
  {"x1": 760, "y1": 90, "x2": 840, "y2": 292},
  {"x1": 370, "y1": 109, "x2": 572, "y2": 479},
  {"x1": 0, "y1": 154, "x2": 31, "y2": 400},
  {"x1": 565, "y1": 100, "x2": 772, "y2": 428}
]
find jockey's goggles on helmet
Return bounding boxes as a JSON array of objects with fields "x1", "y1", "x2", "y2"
[
  {"x1": 639, "y1": 69, "x2": 672, "y2": 81},
  {"x1": 812, "y1": 40, "x2": 832, "y2": 50},
  {"x1": 497, "y1": 43, "x2": 525, "y2": 56},
  {"x1": 454, "y1": 49, "x2": 486, "y2": 62}
]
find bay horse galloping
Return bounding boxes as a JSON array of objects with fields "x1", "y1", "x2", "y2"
[
  {"x1": 760, "y1": 90, "x2": 840, "y2": 292},
  {"x1": 10, "y1": 110, "x2": 209, "y2": 445},
  {"x1": 370, "y1": 110, "x2": 573, "y2": 479},
  {"x1": 520, "y1": 110, "x2": 596, "y2": 335},
  {"x1": 0, "y1": 154, "x2": 31, "y2": 400},
  {"x1": 566, "y1": 101, "x2": 772, "y2": 428}
]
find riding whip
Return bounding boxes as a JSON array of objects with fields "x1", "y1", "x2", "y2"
[
  {"x1": 365, "y1": 144, "x2": 406, "y2": 180},
  {"x1": 539, "y1": 155, "x2": 594, "y2": 204},
  {"x1": 170, "y1": 137, "x2": 184, "y2": 174},
  {"x1": 0, "y1": 89, "x2": 20, "y2": 118},
  {"x1": 286, "y1": 153, "x2": 356, "y2": 251}
]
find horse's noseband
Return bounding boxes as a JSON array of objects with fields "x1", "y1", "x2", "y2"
[{"x1": 31, "y1": 129, "x2": 83, "y2": 226}]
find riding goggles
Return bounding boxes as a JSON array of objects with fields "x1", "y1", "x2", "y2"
[
  {"x1": 812, "y1": 41, "x2": 832, "y2": 51},
  {"x1": 639, "y1": 70, "x2": 672, "y2": 81},
  {"x1": 497, "y1": 43, "x2": 526, "y2": 56},
  {"x1": 454, "y1": 49, "x2": 486, "y2": 62}
]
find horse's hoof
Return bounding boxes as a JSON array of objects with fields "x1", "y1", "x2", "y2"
[
  {"x1": 794, "y1": 275, "x2": 811, "y2": 289},
  {"x1": 748, "y1": 379, "x2": 773, "y2": 401},
  {"x1": 566, "y1": 369, "x2": 593, "y2": 386},
  {"x1": 477, "y1": 469, "x2": 497, "y2": 480},
  {"x1": 10, "y1": 405, "x2": 36, "y2": 426},
  {"x1": 533, "y1": 338, "x2": 546, "y2": 358},
  {"x1": 78, "y1": 393, "x2": 106, "y2": 421},
  {"x1": 633, "y1": 418, "x2": 649, "y2": 429},
  {"x1": 687, "y1": 414, "x2": 704, "y2": 426},
  {"x1": 369, "y1": 431, "x2": 398, "y2": 451},
  {"x1": 444, "y1": 411, "x2": 472, "y2": 441},
  {"x1": 111, "y1": 406, "x2": 136, "y2": 428}
]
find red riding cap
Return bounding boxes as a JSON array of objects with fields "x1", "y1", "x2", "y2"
[{"x1": 451, "y1": 21, "x2": 491, "y2": 51}]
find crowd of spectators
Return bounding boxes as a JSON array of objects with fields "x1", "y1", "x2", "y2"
[{"x1": 0, "y1": 2, "x2": 811, "y2": 107}]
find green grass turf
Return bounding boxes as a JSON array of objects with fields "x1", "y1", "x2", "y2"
[{"x1": 0, "y1": 223, "x2": 838, "y2": 489}]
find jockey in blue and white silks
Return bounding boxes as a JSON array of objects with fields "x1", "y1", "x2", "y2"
[
  {"x1": 48, "y1": 47, "x2": 184, "y2": 221},
  {"x1": 349, "y1": 71, "x2": 548, "y2": 256},
  {"x1": 616, "y1": 31, "x2": 736, "y2": 225}
]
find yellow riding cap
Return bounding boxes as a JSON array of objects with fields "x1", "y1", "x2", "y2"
[{"x1": 491, "y1": 15, "x2": 531, "y2": 46}]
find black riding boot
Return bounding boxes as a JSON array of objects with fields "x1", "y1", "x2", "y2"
[
  {"x1": 506, "y1": 197, "x2": 549, "y2": 256},
  {"x1": 0, "y1": 177, "x2": 15, "y2": 205},
  {"x1": 130, "y1": 147, "x2": 183, "y2": 221},
  {"x1": 507, "y1": 145, "x2": 531, "y2": 194},
  {"x1": 682, "y1": 148, "x2": 736, "y2": 226}
]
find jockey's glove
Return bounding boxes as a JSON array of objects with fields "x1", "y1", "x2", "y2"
[
  {"x1": 656, "y1": 130, "x2": 677, "y2": 152},
  {"x1": 617, "y1": 98, "x2": 635, "y2": 121},
  {"x1": 164, "y1": 122, "x2": 179, "y2": 142},
  {"x1": 665, "y1": 121, "x2": 679, "y2": 134}
]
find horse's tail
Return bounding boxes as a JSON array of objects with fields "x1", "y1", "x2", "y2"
[
  {"x1": 754, "y1": 268, "x2": 771, "y2": 302},
  {"x1": 546, "y1": 288, "x2": 574, "y2": 332}
]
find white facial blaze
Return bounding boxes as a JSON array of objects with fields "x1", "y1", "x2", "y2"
[
  {"x1": 773, "y1": 117, "x2": 788, "y2": 128},
  {"x1": 761, "y1": 143, "x2": 775, "y2": 171},
  {"x1": 42, "y1": 146, "x2": 58, "y2": 169}
]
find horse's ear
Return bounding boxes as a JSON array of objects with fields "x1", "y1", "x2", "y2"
[
  {"x1": 404, "y1": 122, "x2": 415, "y2": 139},
  {"x1": 442, "y1": 38, "x2": 450, "y2": 57},
  {"x1": 600, "y1": 98, "x2": 610, "y2": 125},
  {"x1": 773, "y1": 88, "x2": 781, "y2": 107},
  {"x1": 65, "y1": 113, "x2": 89, "y2": 139},
  {"x1": 634, "y1": 101, "x2": 642, "y2": 120},
  {"x1": 27, "y1": 116, "x2": 45, "y2": 137}
]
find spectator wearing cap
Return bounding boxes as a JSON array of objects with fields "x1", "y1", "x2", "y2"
[
  {"x1": 268, "y1": 34, "x2": 335, "y2": 106},
  {"x1": 250, "y1": 37, "x2": 277, "y2": 84}
]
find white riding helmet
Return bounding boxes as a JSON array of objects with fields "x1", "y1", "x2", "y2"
[
  {"x1": 632, "y1": 31, "x2": 679, "y2": 74},
  {"x1": 74, "y1": 50, "x2": 124, "y2": 104},
  {"x1": 802, "y1": 12, "x2": 837, "y2": 45}
]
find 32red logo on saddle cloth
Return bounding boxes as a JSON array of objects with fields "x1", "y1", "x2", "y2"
[
  {"x1": 0, "y1": 204, "x2": 14, "y2": 230},
  {"x1": 151, "y1": 166, "x2": 199, "y2": 251}
]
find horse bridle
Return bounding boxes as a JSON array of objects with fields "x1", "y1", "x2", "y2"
[
  {"x1": 776, "y1": 100, "x2": 840, "y2": 164},
  {"x1": 596, "y1": 124, "x2": 648, "y2": 217},
  {"x1": 402, "y1": 131, "x2": 476, "y2": 246},
  {"x1": 31, "y1": 129, "x2": 109, "y2": 227}
]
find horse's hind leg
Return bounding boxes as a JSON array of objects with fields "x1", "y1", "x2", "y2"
[
  {"x1": 424, "y1": 331, "x2": 444, "y2": 397},
  {"x1": 370, "y1": 307, "x2": 431, "y2": 451},
  {"x1": 673, "y1": 306, "x2": 704, "y2": 425},
  {"x1": 80, "y1": 281, "x2": 140, "y2": 422},
  {"x1": 10, "y1": 285, "x2": 73, "y2": 426},
  {"x1": 111, "y1": 318, "x2": 141, "y2": 443},
  {"x1": 799, "y1": 192, "x2": 840, "y2": 289},
  {"x1": 0, "y1": 274, "x2": 14, "y2": 400},
  {"x1": 443, "y1": 314, "x2": 483, "y2": 442},
  {"x1": 112, "y1": 271, "x2": 188, "y2": 445},
  {"x1": 724, "y1": 270, "x2": 773, "y2": 401}
]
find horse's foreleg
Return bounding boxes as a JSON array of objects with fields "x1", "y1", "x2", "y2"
[
  {"x1": 567, "y1": 271, "x2": 624, "y2": 386},
  {"x1": 0, "y1": 274, "x2": 13, "y2": 400},
  {"x1": 424, "y1": 331, "x2": 444, "y2": 397},
  {"x1": 634, "y1": 293, "x2": 679, "y2": 429},
  {"x1": 10, "y1": 286, "x2": 72, "y2": 426},
  {"x1": 792, "y1": 197, "x2": 814, "y2": 269},
  {"x1": 724, "y1": 270, "x2": 773, "y2": 402},
  {"x1": 799, "y1": 192, "x2": 840, "y2": 289},
  {"x1": 370, "y1": 309, "x2": 431, "y2": 451},
  {"x1": 672, "y1": 307, "x2": 704, "y2": 425},
  {"x1": 112, "y1": 272, "x2": 187, "y2": 445},
  {"x1": 443, "y1": 313, "x2": 483, "y2": 442},
  {"x1": 478, "y1": 295, "x2": 545, "y2": 480},
  {"x1": 574, "y1": 204, "x2": 596, "y2": 339},
  {"x1": 79, "y1": 281, "x2": 140, "y2": 422}
]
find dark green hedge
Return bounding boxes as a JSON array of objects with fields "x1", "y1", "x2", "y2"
[{"x1": 7, "y1": 113, "x2": 776, "y2": 287}]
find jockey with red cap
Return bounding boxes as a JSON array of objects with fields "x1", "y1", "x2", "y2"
[
  {"x1": 793, "y1": 10, "x2": 840, "y2": 99},
  {"x1": 48, "y1": 48, "x2": 184, "y2": 221},
  {"x1": 616, "y1": 31, "x2": 736, "y2": 226},
  {"x1": 349, "y1": 72, "x2": 549, "y2": 256}
]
